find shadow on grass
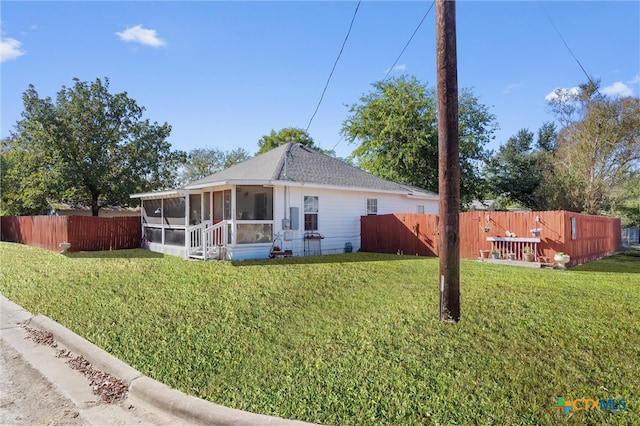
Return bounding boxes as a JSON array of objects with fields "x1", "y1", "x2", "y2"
[
  {"x1": 231, "y1": 251, "x2": 434, "y2": 267},
  {"x1": 64, "y1": 249, "x2": 165, "y2": 259},
  {"x1": 572, "y1": 250, "x2": 640, "y2": 274}
]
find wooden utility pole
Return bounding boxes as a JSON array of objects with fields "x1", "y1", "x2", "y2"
[{"x1": 436, "y1": 0, "x2": 460, "y2": 322}]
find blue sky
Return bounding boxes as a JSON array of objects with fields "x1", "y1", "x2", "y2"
[{"x1": 2, "y1": 1, "x2": 638, "y2": 160}]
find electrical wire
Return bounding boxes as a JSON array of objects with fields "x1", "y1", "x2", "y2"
[
  {"x1": 305, "y1": 1, "x2": 361, "y2": 133},
  {"x1": 382, "y1": 1, "x2": 435, "y2": 82},
  {"x1": 331, "y1": 134, "x2": 344, "y2": 153},
  {"x1": 538, "y1": 1, "x2": 595, "y2": 86},
  {"x1": 331, "y1": 1, "x2": 433, "y2": 154}
]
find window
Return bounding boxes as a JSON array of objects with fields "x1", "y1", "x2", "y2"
[
  {"x1": 203, "y1": 192, "x2": 211, "y2": 222},
  {"x1": 304, "y1": 196, "x2": 318, "y2": 231},
  {"x1": 236, "y1": 186, "x2": 273, "y2": 220},
  {"x1": 142, "y1": 199, "x2": 162, "y2": 225},
  {"x1": 141, "y1": 196, "x2": 187, "y2": 247},
  {"x1": 571, "y1": 217, "x2": 577, "y2": 240},
  {"x1": 164, "y1": 228, "x2": 185, "y2": 246},
  {"x1": 366, "y1": 198, "x2": 378, "y2": 215},
  {"x1": 189, "y1": 194, "x2": 201, "y2": 225},
  {"x1": 213, "y1": 190, "x2": 231, "y2": 221},
  {"x1": 163, "y1": 197, "x2": 186, "y2": 226},
  {"x1": 236, "y1": 224, "x2": 273, "y2": 244},
  {"x1": 144, "y1": 227, "x2": 162, "y2": 243},
  {"x1": 417, "y1": 204, "x2": 425, "y2": 214}
]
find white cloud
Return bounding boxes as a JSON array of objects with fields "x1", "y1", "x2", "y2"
[
  {"x1": 384, "y1": 64, "x2": 406, "y2": 74},
  {"x1": 601, "y1": 81, "x2": 633, "y2": 97},
  {"x1": 116, "y1": 25, "x2": 166, "y2": 48},
  {"x1": 544, "y1": 86, "x2": 579, "y2": 102},
  {"x1": 0, "y1": 37, "x2": 25, "y2": 62}
]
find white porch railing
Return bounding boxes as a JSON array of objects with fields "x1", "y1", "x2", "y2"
[{"x1": 187, "y1": 221, "x2": 228, "y2": 260}]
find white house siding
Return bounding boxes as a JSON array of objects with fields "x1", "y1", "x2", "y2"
[{"x1": 228, "y1": 185, "x2": 439, "y2": 261}]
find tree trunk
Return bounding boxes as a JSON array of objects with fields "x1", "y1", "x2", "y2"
[{"x1": 91, "y1": 194, "x2": 100, "y2": 217}]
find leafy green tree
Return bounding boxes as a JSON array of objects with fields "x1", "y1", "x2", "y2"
[
  {"x1": 485, "y1": 123, "x2": 556, "y2": 210},
  {"x1": 547, "y1": 81, "x2": 640, "y2": 214},
  {"x1": 180, "y1": 147, "x2": 252, "y2": 184},
  {"x1": 256, "y1": 127, "x2": 334, "y2": 156},
  {"x1": 341, "y1": 75, "x2": 497, "y2": 205},
  {"x1": 1, "y1": 135, "x2": 62, "y2": 215},
  {"x1": 611, "y1": 173, "x2": 640, "y2": 227},
  {"x1": 3, "y1": 78, "x2": 185, "y2": 216}
]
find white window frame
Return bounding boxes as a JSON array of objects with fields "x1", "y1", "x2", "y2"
[
  {"x1": 366, "y1": 198, "x2": 378, "y2": 215},
  {"x1": 304, "y1": 195, "x2": 319, "y2": 231}
]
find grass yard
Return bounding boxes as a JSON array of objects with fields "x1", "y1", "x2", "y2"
[{"x1": 0, "y1": 242, "x2": 638, "y2": 425}]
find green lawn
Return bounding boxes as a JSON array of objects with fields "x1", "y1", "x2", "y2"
[{"x1": 1, "y1": 242, "x2": 638, "y2": 425}]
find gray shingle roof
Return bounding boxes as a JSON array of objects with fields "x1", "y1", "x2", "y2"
[{"x1": 184, "y1": 143, "x2": 437, "y2": 197}]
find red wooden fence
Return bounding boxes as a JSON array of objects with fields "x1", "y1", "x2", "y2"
[
  {"x1": 1, "y1": 215, "x2": 141, "y2": 252},
  {"x1": 361, "y1": 210, "x2": 622, "y2": 266}
]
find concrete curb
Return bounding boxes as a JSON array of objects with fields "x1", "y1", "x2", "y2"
[
  {"x1": 1, "y1": 295, "x2": 315, "y2": 426},
  {"x1": 29, "y1": 313, "x2": 143, "y2": 384}
]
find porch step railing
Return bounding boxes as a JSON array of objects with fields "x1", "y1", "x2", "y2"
[{"x1": 188, "y1": 221, "x2": 228, "y2": 260}]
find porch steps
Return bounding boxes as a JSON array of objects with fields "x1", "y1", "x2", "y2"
[{"x1": 188, "y1": 246, "x2": 225, "y2": 261}]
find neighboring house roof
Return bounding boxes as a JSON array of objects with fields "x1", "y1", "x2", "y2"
[
  {"x1": 466, "y1": 200, "x2": 497, "y2": 211},
  {"x1": 132, "y1": 143, "x2": 438, "y2": 199},
  {"x1": 49, "y1": 201, "x2": 139, "y2": 212},
  {"x1": 48, "y1": 202, "x2": 140, "y2": 216}
]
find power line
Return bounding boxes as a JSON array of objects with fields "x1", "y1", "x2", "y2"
[
  {"x1": 331, "y1": 134, "x2": 344, "y2": 153},
  {"x1": 538, "y1": 1, "x2": 594, "y2": 86},
  {"x1": 333, "y1": 2, "x2": 433, "y2": 154},
  {"x1": 305, "y1": 1, "x2": 361, "y2": 133},
  {"x1": 383, "y1": 1, "x2": 435, "y2": 82}
]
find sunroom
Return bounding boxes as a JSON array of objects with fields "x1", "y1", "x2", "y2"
[{"x1": 135, "y1": 184, "x2": 275, "y2": 260}]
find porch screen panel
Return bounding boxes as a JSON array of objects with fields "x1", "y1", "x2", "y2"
[
  {"x1": 164, "y1": 197, "x2": 186, "y2": 225},
  {"x1": 165, "y1": 229, "x2": 185, "y2": 246},
  {"x1": 189, "y1": 194, "x2": 202, "y2": 225},
  {"x1": 213, "y1": 190, "x2": 232, "y2": 221},
  {"x1": 236, "y1": 223, "x2": 273, "y2": 244},
  {"x1": 224, "y1": 190, "x2": 231, "y2": 220},
  {"x1": 143, "y1": 200, "x2": 162, "y2": 225},
  {"x1": 236, "y1": 186, "x2": 273, "y2": 220},
  {"x1": 144, "y1": 227, "x2": 162, "y2": 243},
  {"x1": 203, "y1": 192, "x2": 211, "y2": 221}
]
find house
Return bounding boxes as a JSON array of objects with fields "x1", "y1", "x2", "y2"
[{"x1": 130, "y1": 142, "x2": 439, "y2": 260}]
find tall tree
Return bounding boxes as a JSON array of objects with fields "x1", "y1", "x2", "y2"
[
  {"x1": 485, "y1": 123, "x2": 556, "y2": 210},
  {"x1": 547, "y1": 81, "x2": 640, "y2": 214},
  {"x1": 341, "y1": 75, "x2": 497, "y2": 205},
  {"x1": 179, "y1": 146, "x2": 251, "y2": 184},
  {"x1": 4, "y1": 78, "x2": 185, "y2": 216},
  {"x1": 256, "y1": 127, "x2": 334, "y2": 156},
  {"x1": 1, "y1": 135, "x2": 63, "y2": 215}
]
